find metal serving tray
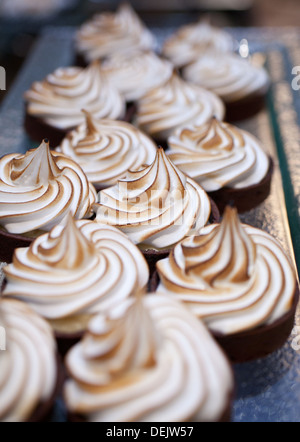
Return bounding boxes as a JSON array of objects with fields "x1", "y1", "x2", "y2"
[{"x1": 0, "y1": 26, "x2": 299, "y2": 422}]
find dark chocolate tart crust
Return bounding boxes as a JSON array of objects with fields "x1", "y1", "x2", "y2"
[
  {"x1": 208, "y1": 156, "x2": 274, "y2": 214},
  {"x1": 0, "y1": 229, "x2": 33, "y2": 263},
  {"x1": 55, "y1": 331, "x2": 84, "y2": 358},
  {"x1": 142, "y1": 197, "x2": 220, "y2": 276},
  {"x1": 225, "y1": 92, "x2": 268, "y2": 123},
  {"x1": 150, "y1": 271, "x2": 300, "y2": 363}
]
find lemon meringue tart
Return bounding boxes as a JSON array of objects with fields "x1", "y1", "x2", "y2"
[
  {"x1": 94, "y1": 148, "x2": 220, "y2": 274},
  {"x1": 58, "y1": 113, "x2": 157, "y2": 191},
  {"x1": 2, "y1": 215, "x2": 149, "y2": 352},
  {"x1": 167, "y1": 118, "x2": 273, "y2": 213},
  {"x1": 183, "y1": 51, "x2": 270, "y2": 122},
  {"x1": 64, "y1": 294, "x2": 234, "y2": 422},
  {"x1": 0, "y1": 140, "x2": 96, "y2": 263},
  {"x1": 24, "y1": 61, "x2": 126, "y2": 146},
  {"x1": 162, "y1": 20, "x2": 234, "y2": 69},
  {"x1": 153, "y1": 206, "x2": 299, "y2": 362},
  {"x1": 76, "y1": 3, "x2": 156, "y2": 64},
  {"x1": 0, "y1": 298, "x2": 60, "y2": 422},
  {"x1": 135, "y1": 72, "x2": 225, "y2": 144}
]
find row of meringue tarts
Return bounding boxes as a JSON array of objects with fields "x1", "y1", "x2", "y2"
[
  {"x1": 0, "y1": 139, "x2": 218, "y2": 267},
  {"x1": 1, "y1": 206, "x2": 298, "y2": 363},
  {"x1": 0, "y1": 113, "x2": 272, "y2": 263},
  {"x1": 0, "y1": 207, "x2": 298, "y2": 421},
  {"x1": 24, "y1": 59, "x2": 225, "y2": 146},
  {"x1": 74, "y1": 4, "x2": 270, "y2": 123},
  {"x1": 0, "y1": 288, "x2": 234, "y2": 423}
]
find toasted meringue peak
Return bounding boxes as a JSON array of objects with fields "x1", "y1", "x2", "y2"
[
  {"x1": 11, "y1": 139, "x2": 60, "y2": 186},
  {"x1": 167, "y1": 118, "x2": 270, "y2": 191},
  {"x1": 79, "y1": 298, "x2": 159, "y2": 380},
  {"x1": 100, "y1": 51, "x2": 173, "y2": 102},
  {"x1": 3, "y1": 220, "x2": 149, "y2": 332},
  {"x1": 64, "y1": 294, "x2": 234, "y2": 422},
  {"x1": 0, "y1": 299, "x2": 56, "y2": 422},
  {"x1": 157, "y1": 206, "x2": 297, "y2": 335},
  {"x1": 35, "y1": 214, "x2": 97, "y2": 270},
  {"x1": 24, "y1": 62, "x2": 125, "y2": 131},
  {"x1": 58, "y1": 115, "x2": 157, "y2": 187},
  {"x1": 162, "y1": 20, "x2": 234, "y2": 68},
  {"x1": 183, "y1": 51, "x2": 270, "y2": 103},
  {"x1": 177, "y1": 207, "x2": 256, "y2": 286},
  {"x1": 0, "y1": 140, "x2": 96, "y2": 234},
  {"x1": 135, "y1": 72, "x2": 225, "y2": 141},
  {"x1": 76, "y1": 3, "x2": 156, "y2": 63},
  {"x1": 95, "y1": 148, "x2": 211, "y2": 249}
]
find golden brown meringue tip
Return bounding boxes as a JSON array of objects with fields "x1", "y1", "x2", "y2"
[
  {"x1": 81, "y1": 109, "x2": 98, "y2": 134},
  {"x1": 10, "y1": 139, "x2": 61, "y2": 186}
]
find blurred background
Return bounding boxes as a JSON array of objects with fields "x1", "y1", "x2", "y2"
[{"x1": 0, "y1": 0, "x2": 299, "y2": 101}]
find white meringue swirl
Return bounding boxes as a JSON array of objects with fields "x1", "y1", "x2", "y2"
[
  {"x1": 167, "y1": 118, "x2": 270, "y2": 191},
  {"x1": 157, "y1": 207, "x2": 297, "y2": 335},
  {"x1": 59, "y1": 114, "x2": 157, "y2": 188},
  {"x1": 64, "y1": 294, "x2": 234, "y2": 422},
  {"x1": 100, "y1": 52, "x2": 173, "y2": 102},
  {"x1": 135, "y1": 72, "x2": 225, "y2": 141},
  {"x1": 0, "y1": 140, "x2": 96, "y2": 235},
  {"x1": 3, "y1": 216, "x2": 149, "y2": 334},
  {"x1": 0, "y1": 299, "x2": 57, "y2": 422},
  {"x1": 95, "y1": 148, "x2": 212, "y2": 250},
  {"x1": 183, "y1": 51, "x2": 270, "y2": 103},
  {"x1": 162, "y1": 21, "x2": 234, "y2": 68},
  {"x1": 24, "y1": 62, "x2": 125, "y2": 131},
  {"x1": 76, "y1": 3, "x2": 156, "y2": 63}
]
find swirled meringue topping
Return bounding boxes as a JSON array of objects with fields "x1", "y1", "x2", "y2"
[
  {"x1": 157, "y1": 207, "x2": 297, "y2": 335},
  {"x1": 0, "y1": 140, "x2": 96, "y2": 235},
  {"x1": 183, "y1": 51, "x2": 270, "y2": 103},
  {"x1": 162, "y1": 21, "x2": 234, "y2": 68},
  {"x1": 0, "y1": 299, "x2": 57, "y2": 422},
  {"x1": 94, "y1": 148, "x2": 211, "y2": 250},
  {"x1": 135, "y1": 72, "x2": 225, "y2": 141},
  {"x1": 100, "y1": 51, "x2": 173, "y2": 102},
  {"x1": 64, "y1": 294, "x2": 233, "y2": 422},
  {"x1": 58, "y1": 113, "x2": 157, "y2": 188},
  {"x1": 3, "y1": 215, "x2": 149, "y2": 334},
  {"x1": 76, "y1": 3, "x2": 156, "y2": 63},
  {"x1": 24, "y1": 62, "x2": 125, "y2": 131},
  {"x1": 167, "y1": 118, "x2": 270, "y2": 191}
]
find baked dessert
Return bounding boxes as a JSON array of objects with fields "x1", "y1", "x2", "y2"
[
  {"x1": 154, "y1": 206, "x2": 299, "y2": 362},
  {"x1": 76, "y1": 3, "x2": 156, "y2": 64},
  {"x1": 162, "y1": 20, "x2": 234, "y2": 69},
  {"x1": 0, "y1": 139, "x2": 96, "y2": 263},
  {"x1": 183, "y1": 51, "x2": 270, "y2": 121},
  {"x1": 100, "y1": 51, "x2": 173, "y2": 102},
  {"x1": 135, "y1": 72, "x2": 225, "y2": 144},
  {"x1": 0, "y1": 298, "x2": 59, "y2": 422},
  {"x1": 58, "y1": 112, "x2": 157, "y2": 191},
  {"x1": 94, "y1": 148, "x2": 219, "y2": 274},
  {"x1": 167, "y1": 117, "x2": 273, "y2": 213},
  {"x1": 64, "y1": 294, "x2": 234, "y2": 422},
  {"x1": 2, "y1": 215, "x2": 149, "y2": 351},
  {"x1": 24, "y1": 61, "x2": 125, "y2": 146}
]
